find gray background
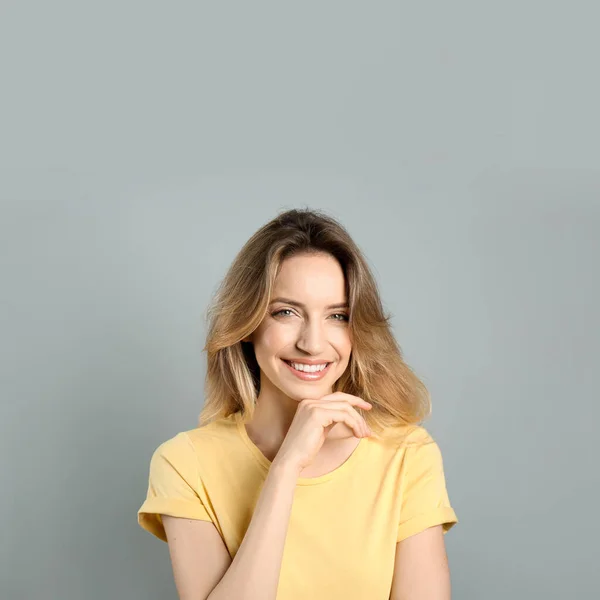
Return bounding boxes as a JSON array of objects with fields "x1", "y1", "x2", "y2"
[{"x1": 1, "y1": 1, "x2": 598, "y2": 599}]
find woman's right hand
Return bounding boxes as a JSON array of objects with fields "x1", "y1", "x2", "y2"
[{"x1": 271, "y1": 391, "x2": 373, "y2": 474}]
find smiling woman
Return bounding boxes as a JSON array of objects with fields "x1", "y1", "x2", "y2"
[{"x1": 137, "y1": 208, "x2": 458, "y2": 600}]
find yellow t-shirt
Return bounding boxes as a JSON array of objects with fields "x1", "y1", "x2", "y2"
[{"x1": 138, "y1": 411, "x2": 458, "y2": 599}]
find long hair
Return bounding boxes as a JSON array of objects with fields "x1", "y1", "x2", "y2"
[{"x1": 199, "y1": 207, "x2": 431, "y2": 441}]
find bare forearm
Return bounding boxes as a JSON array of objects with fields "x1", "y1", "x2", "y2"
[{"x1": 207, "y1": 461, "x2": 299, "y2": 600}]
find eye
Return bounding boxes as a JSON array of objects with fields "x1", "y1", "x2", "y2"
[
  {"x1": 331, "y1": 313, "x2": 349, "y2": 322},
  {"x1": 272, "y1": 308, "x2": 295, "y2": 318}
]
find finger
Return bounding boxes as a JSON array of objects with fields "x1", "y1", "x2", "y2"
[
  {"x1": 315, "y1": 401, "x2": 370, "y2": 435},
  {"x1": 318, "y1": 392, "x2": 372, "y2": 410},
  {"x1": 319, "y1": 408, "x2": 366, "y2": 439},
  {"x1": 313, "y1": 404, "x2": 369, "y2": 438}
]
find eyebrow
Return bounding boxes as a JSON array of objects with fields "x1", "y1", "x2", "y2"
[{"x1": 269, "y1": 297, "x2": 349, "y2": 310}]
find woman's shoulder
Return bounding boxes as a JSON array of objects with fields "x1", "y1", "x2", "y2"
[
  {"x1": 402, "y1": 424, "x2": 436, "y2": 446},
  {"x1": 148, "y1": 430, "x2": 195, "y2": 464},
  {"x1": 376, "y1": 421, "x2": 437, "y2": 450},
  {"x1": 152, "y1": 413, "x2": 237, "y2": 456}
]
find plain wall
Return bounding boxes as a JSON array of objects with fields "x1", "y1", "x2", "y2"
[{"x1": 1, "y1": 1, "x2": 598, "y2": 598}]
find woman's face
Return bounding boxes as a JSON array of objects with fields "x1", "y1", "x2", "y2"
[{"x1": 248, "y1": 252, "x2": 352, "y2": 401}]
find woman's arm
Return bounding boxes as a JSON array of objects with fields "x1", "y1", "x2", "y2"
[
  {"x1": 206, "y1": 460, "x2": 300, "y2": 600},
  {"x1": 163, "y1": 460, "x2": 299, "y2": 600},
  {"x1": 389, "y1": 525, "x2": 452, "y2": 600}
]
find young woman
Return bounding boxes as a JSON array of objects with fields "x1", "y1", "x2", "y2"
[{"x1": 138, "y1": 208, "x2": 458, "y2": 599}]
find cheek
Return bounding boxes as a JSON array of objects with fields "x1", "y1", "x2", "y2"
[
  {"x1": 332, "y1": 329, "x2": 352, "y2": 352},
  {"x1": 255, "y1": 323, "x2": 294, "y2": 353}
]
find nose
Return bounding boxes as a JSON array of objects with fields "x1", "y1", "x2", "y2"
[{"x1": 295, "y1": 318, "x2": 326, "y2": 355}]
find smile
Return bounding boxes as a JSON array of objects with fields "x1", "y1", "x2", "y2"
[{"x1": 281, "y1": 359, "x2": 332, "y2": 381}]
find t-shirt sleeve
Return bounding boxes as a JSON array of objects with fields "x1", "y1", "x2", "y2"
[
  {"x1": 396, "y1": 432, "x2": 458, "y2": 543},
  {"x1": 137, "y1": 431, "x2": 213, "y2": 542}
]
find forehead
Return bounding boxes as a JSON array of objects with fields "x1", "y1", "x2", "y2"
[{"x1": 273, "y1": 253, "x2": 346, "y2": 302}]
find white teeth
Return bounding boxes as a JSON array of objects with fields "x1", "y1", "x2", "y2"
[{"x1": 289, "y1": 361, "x2": 328, "y2": 373}]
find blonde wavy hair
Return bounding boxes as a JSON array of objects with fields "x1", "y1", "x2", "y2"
[{"x1": 199, "y1": 207, "x2": 431, "y2": 441}]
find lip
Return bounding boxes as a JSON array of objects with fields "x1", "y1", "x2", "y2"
[
  {"x1": 281, "y1": 359, "x2": 332, "y2": 381},
  {"x1": 282, "y1": 358, "x2": 333, "y2": 365}
]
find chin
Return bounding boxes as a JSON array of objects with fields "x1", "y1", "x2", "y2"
[{"x1": 281, "y1": 383, "x2": 327, "y2": 401}]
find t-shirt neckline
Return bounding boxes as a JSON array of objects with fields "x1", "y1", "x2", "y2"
[{"x1": 233, "y1": 411, "x2": 367, "y2": 486}]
